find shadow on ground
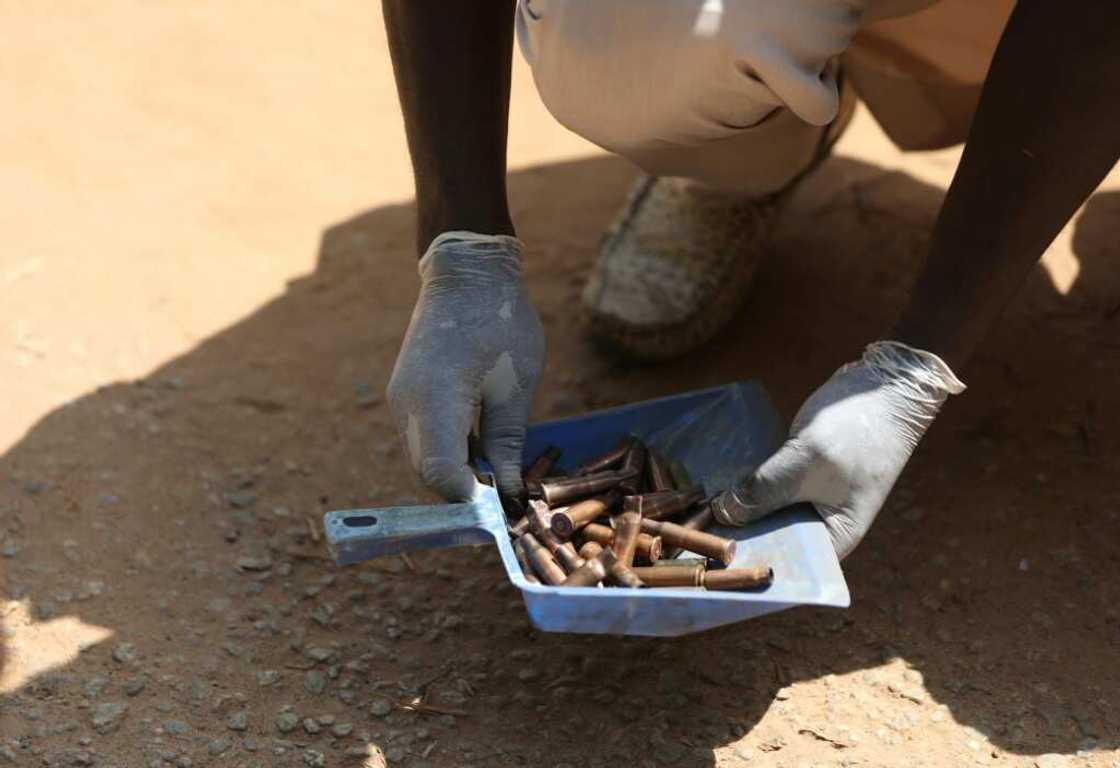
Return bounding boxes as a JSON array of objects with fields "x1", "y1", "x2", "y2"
[{"x1": 1, "y1": 155, "x2": 1117, "y2": 766}]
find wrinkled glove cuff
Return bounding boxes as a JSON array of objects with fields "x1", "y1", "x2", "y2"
[
  {"x1": 862, "y1": 340, "x2": 966, "y2": 397},
  {"x1": 420, "y1": 231, "x2": 526, "y2": 281}
]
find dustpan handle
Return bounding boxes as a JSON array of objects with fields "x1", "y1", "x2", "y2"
[{"x1": 324, "y1": 502, "x2": 500, "y2": 565}]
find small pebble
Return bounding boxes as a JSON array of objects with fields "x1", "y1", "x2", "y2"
[
  {"x1": 369, "y1": 698, "x2": 393, "y2": 718},
  {"x1": 91, "y1": 702, "x2": 128, "y2": 734},
  {"x1": 227, "y1": 711, "x2": 249, "y2": 731},
  {"x1": 163, "y1": 720, "x2": 191, "y2": 736},
  {"x1": 276, "y1": 712, "x2": 300, "y2": 734},
  {"x1": 304, "y1": 670, "x2": 327, "y2": 695},
  {"x1": 111, "y1": 643, "x2": 139, "y2": 663}
]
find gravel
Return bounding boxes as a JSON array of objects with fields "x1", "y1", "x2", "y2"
[
  {"x1": 226, "y1": 711, "x2": 249, "y2": 731},
  {"x1": 369, "y1": 698, "x2": 393, "y2": 718},
  {"x1": 304, "y1": 670, "x2": 327, "y2": 695},
  {"x1": 275, "y1": 712, "x2": 300, "y2": 734},
  {"x1": 91, "y1": 702, "x2": 128, "y2": 734},
  {"x1": 123, "y1": 677, "x2": 147, "y2": 696},
  {"x1": 162, "y1": 720, "x2": 191, "y2": 736},
  {"x1": 111, "y1": 643, "x2": 138, "y2": 664}
]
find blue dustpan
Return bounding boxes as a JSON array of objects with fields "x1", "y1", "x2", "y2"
[{"x1": 325, "y1": 382, "x2": 849, "y2": 636}]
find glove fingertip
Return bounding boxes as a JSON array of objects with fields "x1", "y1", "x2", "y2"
[{"x1": 420, "y1": 458, "x2": 480, "y2": 502}]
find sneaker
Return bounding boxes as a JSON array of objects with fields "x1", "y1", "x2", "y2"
[{"x1": 583, "y1": 71, "x2": 856, "y2": 361}]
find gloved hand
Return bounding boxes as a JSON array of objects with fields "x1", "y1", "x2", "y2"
[
  {"x1": 712, "y1": 341, "x2": 965, "y2": 558},
  {"x1": 387, "y1": 231, "x2": 545, "y2": 501}
]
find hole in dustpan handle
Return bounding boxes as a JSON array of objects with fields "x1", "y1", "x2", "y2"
[{"x1": 341, "y1": 515, "x2": 378, "y2": 528}]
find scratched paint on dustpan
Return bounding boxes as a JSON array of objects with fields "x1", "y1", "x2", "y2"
[{"x1": 325, "y1": 382, "x2": 848, "y2": 637}]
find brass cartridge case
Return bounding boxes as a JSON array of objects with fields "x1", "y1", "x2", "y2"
[
  {"x1": 549, "y1": 491, "x2": 619, "y2": 539},
  {"x1": 702, "y1": 566, "x2": 773, "y2": 590},
  {"x1": 611, "y1": 497, "x2": 643, "y2": 567},
  {"x1": 582, "y1": 523, "x2": 663, "y2": 563},
  {"x1": 630, "y1": 562, "x2": 705, "y2": 587},
  {"x1": 645, "y1": 450, "x2": 675, "y2": 492},
  {"x1": 509, "y1": 516, "x2": 531, "y2": 537},
  {"x1": 574, "y1": 438, "x2": 632, "y2": 476},
  {"x1": 519, "y1": 533, "x2": 567, "y2": 585},
  {"x1": 618, "y1": 440, "x2": 648, "y2": 494},
  {"x1": 524, "y1": 445, "x2": 562, "y2": 485},
  {"x1": 668, "y1": 460, "x2": 693, "y2": 491},
  {"x1": 534, "y1": 469, "x2": 637, "y2": 507},
  {"x1": 679, "y1": 503, "x2": 714, "y2": 531},
  {"x1": 639, "y1": 519, "x2": 736, "y2": 565},
  {"x1": 554, "y1": 543, "x2": 585, "y2": 573},
  {"x1": 561, "y1": 555, "x2": 607, "y2": 587},
  {"x1": 526, "y1": 500, "x2": 555, "y2": 540},
  {"x1": 605, "y1": 558, "x2": 646, "y2": 589},
  {"x1": 638, "y1": 488, "x2": 705, "y2": 521},
  {"x1": 577, "y1": 540, "x2": 604, "y2": 560},
  {"x1": 527, "y1": 501, "x2": 584, "y2": 572},
  {"x1": 512, "y1": 537, "x2": 541, "y2": 584}
]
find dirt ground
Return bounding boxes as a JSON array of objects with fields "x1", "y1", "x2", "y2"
[{"x1": 2, "y1": 3, "x2": 1119, "y2": 767}]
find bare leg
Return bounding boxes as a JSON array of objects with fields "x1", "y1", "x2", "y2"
[
  {"x1": 383, "y1": 0, "x2": 516, "y2": 254},
  {"x1": 895, "y1": 2, "x2": 1120, "y2": 369}
]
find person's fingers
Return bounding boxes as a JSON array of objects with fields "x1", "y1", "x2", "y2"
[
  {"x1": 743, "y1": 44, "x2": 840, "y2": 126},
  {"x1": 478, "y1": 354, "x2": 538, "y2": 498},
  {"x1": 388, "y1": 373, "x2": 480, "y2": 502},
  {"x1": 479, "y1": 395, "x2": 532, "y2": 499},
  {"x1": 712, "y1": 437, "x2": 817, "y2": 526}
]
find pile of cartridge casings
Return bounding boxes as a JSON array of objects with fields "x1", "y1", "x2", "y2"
[{"x1": 509, "y1": 437, "x2": 773, "y2": 590}]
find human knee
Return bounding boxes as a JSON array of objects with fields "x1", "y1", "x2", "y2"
[{"x1": 517, "y1": 0, "x2": 859, "y2": 155}]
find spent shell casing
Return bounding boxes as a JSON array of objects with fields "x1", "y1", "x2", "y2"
[
  {"x1": 577, "y1": 540, "x2": 604, "y2": 560},
  {"x1": 549, "y1": 491, "x2": 619, "y2": 539},
  {"x1": 637, "y1": 488, "x2": 706, "y2": 521},
  {"x1": 536, "y1": 469, "x2": 638, "y2": 507},
  {"x1": 605, "y1": 558, "x2": 646, "y2": 588},
  {"x1": 679, "y1": 503, "x2": 714, "y2": 531},
  {"x1": 702, "y1": 566, "x2": 773, "y2": 590},
  {"x1": 645, "y1": 450, "x2": 676, "y2": 492},
  {"x1": 519, "y1": 532, "x2": 567, "y2": 585},
  {"x1": 611, "y1": 498, "x2": 643, "y2": 567},
  {"x1": 512, "y1": 537, "x2": 541, "y2": 584},
  {"x1": 526, "y1": 500, "x2": 555, "y2": 540},
  {"x1": 554, "y1": 544, "x2": 586, "y2": 573},
  {"x1": 668, "y1": 459, "x2": 693, "y2": 490},
  {"x1": 618, "y1": 440, "x2": 648, "y2": 494},
  {"x1": 582, "y1": 523, "x2": 663, "y2": 563},
  {"x1": 574, "y1": 438, "x2": 633, "y2": 476},
  {"x1": 524, "y1": 445, "x2": 562, "y2": 485},
  {"x1": 630, "y1": 562, "x2": 705, "y2": 587},
  {"x1": 528, "y1": 501, "x2": 584, "y2": 572},
  {"x1": 509, "y1": 516, "x2": 531, "y2": 537},
  {"x1": 561, "y1": 548, "x2": 615, "y2": 587},
  {"x1": 639, "y1": 518, "x2": 736, "y2": 565}
]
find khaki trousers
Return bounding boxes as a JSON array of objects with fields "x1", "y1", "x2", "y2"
[{"x1": 517, "y1": 0, "x2": 1015, "y2": 196}]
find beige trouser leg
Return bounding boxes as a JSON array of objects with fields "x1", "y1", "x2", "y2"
[{"x1": 517, "y1": 0, "x2": 1016, "y2": 195}]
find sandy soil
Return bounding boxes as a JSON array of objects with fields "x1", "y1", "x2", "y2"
[{"x1": 2, "y1": 3, "x2": 1119, "y2": 767}]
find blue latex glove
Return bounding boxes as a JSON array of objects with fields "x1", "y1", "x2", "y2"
[
  {"x1": 713, "y1": 341, "x2": 965, "y2": 558},
  {"x1": 388, "y1": 232, "x2": 545, "y2": 501}
]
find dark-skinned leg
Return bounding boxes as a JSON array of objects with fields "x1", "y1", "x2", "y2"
[
  {"x1": 894, "y1": 2, "x2": 1120, "y2": 371},
  {"x1": 383, "y1": 0, "x2": 516, "y2": 255}
]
